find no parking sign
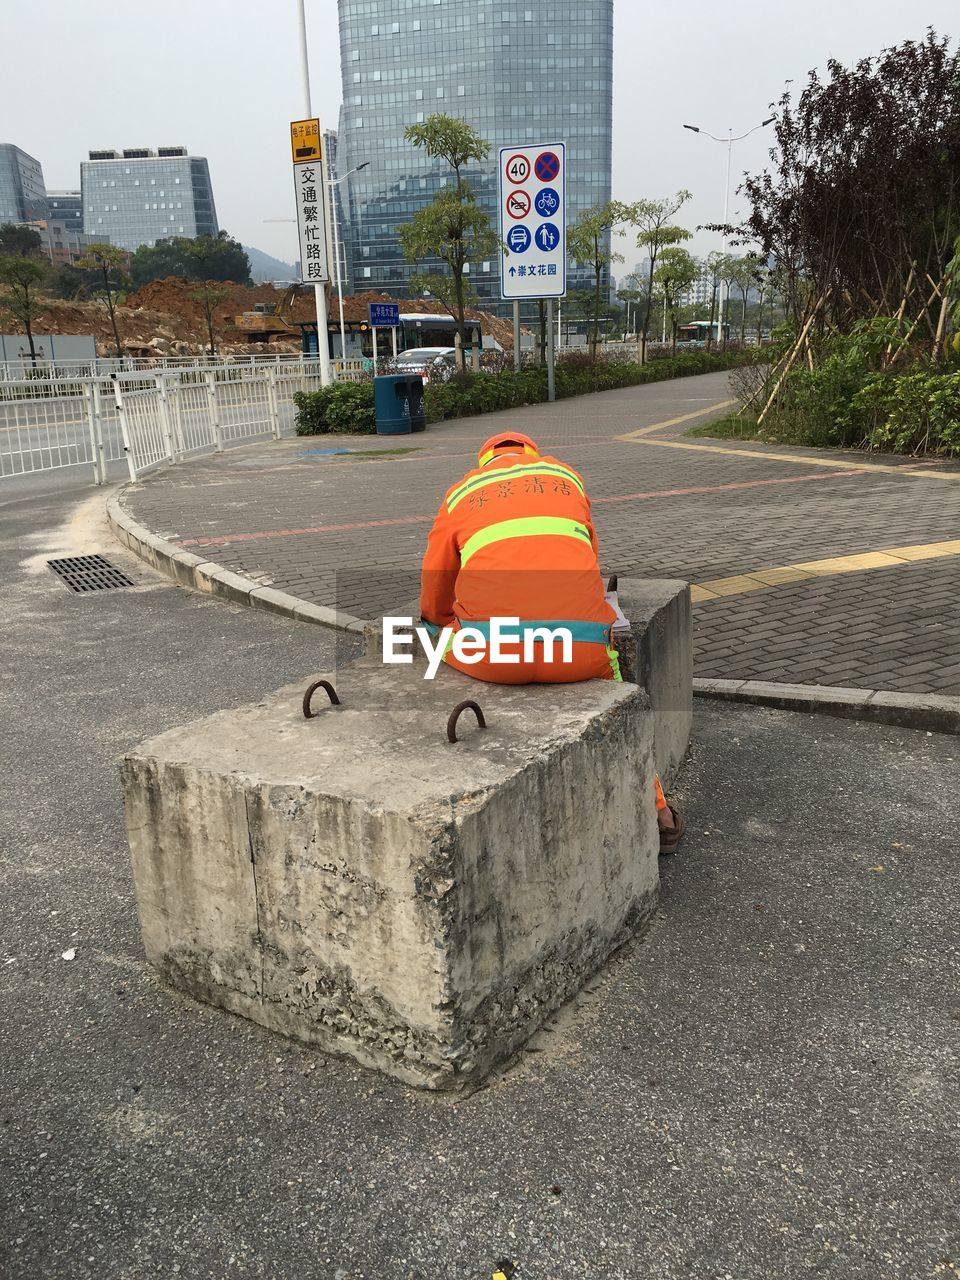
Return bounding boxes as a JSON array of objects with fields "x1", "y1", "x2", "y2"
[{"x1": 498, "y1": 141, "x2": 566, "y2": 300}]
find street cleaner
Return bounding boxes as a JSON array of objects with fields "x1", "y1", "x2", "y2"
[{"x1": 419, "y1": 429, "x2": 684, "y2": 853}]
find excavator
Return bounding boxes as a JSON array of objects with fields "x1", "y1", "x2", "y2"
[{"x1": 233, "y1": 281, "x2": 313, "y2": 346}]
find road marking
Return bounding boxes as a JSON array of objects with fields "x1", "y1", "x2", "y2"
[
  {"x1": 693, "y1": 539, "x2": 960, "y2": 602},
  {"x1": 627, "y1": 435, "x2": 960, "y2": 481},
  {"x1": 617, "y1": 400, "x2": 736, "y2": 440}
]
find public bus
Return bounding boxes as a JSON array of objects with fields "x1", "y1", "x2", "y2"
[{"x1": 675, "y1": 321, "x2": 730, "y2": 346}]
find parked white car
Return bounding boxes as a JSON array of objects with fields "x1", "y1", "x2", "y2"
[{"x1": 392, "y1": 347, "x2": 458, "y2": 385}]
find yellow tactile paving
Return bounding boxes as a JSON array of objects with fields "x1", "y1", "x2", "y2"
[
  {"x1": 883, "y1": 540, "x2": 960, "y2": 560},
  {"x1": 693, "y1": 539, "x2": 960, "y2": 604},
  {"x1": 792, "y1": 551, "x2": 908, "y2": 574}
]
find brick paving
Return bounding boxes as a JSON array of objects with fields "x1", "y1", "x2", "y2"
[{"x1": 122, "y1": 371, "x2": 960, "y2": 694}]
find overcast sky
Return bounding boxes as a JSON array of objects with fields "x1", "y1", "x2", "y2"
[{"x1": 2, "y1": 1, "x2": 955, "y2": 268}]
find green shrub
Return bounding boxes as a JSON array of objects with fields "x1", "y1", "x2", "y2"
[
  {"x1": 744, "y1": 341, "x2": 960, "y2": 456},
  {"x1": 294, "y1": 350, "x2": 752, "y2": 434},
  {"x1": 766, "y1": 351, "x2": 872, "y2": 448},
  {"x1": 294, "y1": 382, "x2": 375, "y2": 434},
  {"x1": 424, "y1": 350, "x2": 750, "y2": 423},
  {"x1": 853, "y1": 368, "x2": 960, "y2": 455}
]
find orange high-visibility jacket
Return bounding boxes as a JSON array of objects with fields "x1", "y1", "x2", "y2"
[{"x1": 420, "y1": 448, "x2": 618, "y2": 683}]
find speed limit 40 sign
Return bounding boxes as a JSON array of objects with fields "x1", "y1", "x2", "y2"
[{"x1": 498, "y1": 141, "x2": 566, "y2": 300}]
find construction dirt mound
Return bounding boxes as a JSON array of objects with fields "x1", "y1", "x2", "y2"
[
  {"x1": 126, "y1": 278, "x2": 284, "y2": 327},
  {"x1": 17, "y1": 277, "x2": 517, "y2": 357}
]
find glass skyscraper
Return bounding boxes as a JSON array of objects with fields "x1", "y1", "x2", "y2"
[
  {"x1": 334, "y1": 0, "x2": 613, "y2": 311},
  {"x1": 80, "y1": 147, "x2": 218, "y2": 252},
  {"x1": 0, "y1": 144, "x2": 48, "y2": 223}
]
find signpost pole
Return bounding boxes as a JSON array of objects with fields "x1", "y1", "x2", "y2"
[
  {"x1": 513, "y1": 301, "x2": 521, "y2": 372},
  {"x1": 546, "y1": 299, "x2": 556, "y2": 403},
  {"x1": 295, "y1": 0, "x2": 332, "y2": 388},
  {"x1": 372, "y1": 327, "x2": 378, "y2": 371},
  {"x1": 391, "y1": 327, "x2": 398, "y2": 359}
]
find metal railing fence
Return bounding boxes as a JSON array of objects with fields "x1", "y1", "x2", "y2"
[
  {"x1": 0, "y1": 360, "x2": 335, "y2": 483},
  {"x1": 0, "y1": 353, "x2": 372, "y2": 382}
]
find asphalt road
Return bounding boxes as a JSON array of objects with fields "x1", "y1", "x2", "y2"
[{"x1": 2, "y1": 479, "x2": 958, "y2": 1279}]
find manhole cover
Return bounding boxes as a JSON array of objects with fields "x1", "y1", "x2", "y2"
[{"x1": 47, "y1": 555, "x2": 136, "y2": 593}]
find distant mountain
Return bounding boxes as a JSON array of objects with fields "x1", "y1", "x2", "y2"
[{"x1": 243, "y1": 244, "x2": 299, "y2": 283}]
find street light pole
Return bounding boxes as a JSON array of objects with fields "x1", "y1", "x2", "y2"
[
  {"x1": 329, "y1": 162, "x2": 369, "y2": 364},
  {"x1": 296, "y1": 0, "x2": 333, "y2": 386},
  {"x1": 683, "y1": 116, "x2": 774, "y2": 346}
]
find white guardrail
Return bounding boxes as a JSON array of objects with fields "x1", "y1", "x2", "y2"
[{"x1": 0, "y1": 360, "x2": 367, "y2": 483}]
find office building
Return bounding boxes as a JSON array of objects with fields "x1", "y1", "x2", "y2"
[
  {"x1": 334, "y1": 0, "x2": 613, "y2": 311},
  {"x1": 35, "y1": 220, "x2": 109, "y2": 267},
  {"x1": 47, "y1": 191, "x2": 83, "y2": 228},
  {"x1": 0, "y1": 143, "x2": 48, "y2": 223},
  {"x1": 80, "y1": 147, "x2": 218, "y2": 251}
]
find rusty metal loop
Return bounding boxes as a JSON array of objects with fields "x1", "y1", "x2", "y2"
[
  {"x1": 447, "y1": 699, "x2": 486, "y2": 744},
  {"x1": 302, "y1": 679, "x2": 341, "y2": 718},
  {"x1": 607, "y1": 574, "x2": 618, "y2": 592}
]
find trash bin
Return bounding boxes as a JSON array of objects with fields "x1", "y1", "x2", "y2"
[{"x1": 374, "y1": 374, "x2": 426, "y2": 435}]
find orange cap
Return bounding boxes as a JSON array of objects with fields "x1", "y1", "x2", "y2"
[{"x1": 478, "y1": 431, "x2": 540, "y2": 467}]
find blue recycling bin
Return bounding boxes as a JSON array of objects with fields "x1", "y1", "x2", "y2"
[{"x1": 374, "y1": 374, "x2": 426, "y2": 435}]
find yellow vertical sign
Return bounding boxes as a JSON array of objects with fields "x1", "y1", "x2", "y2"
[{"x1": 290, "y1": 118, "x2": 322, "y2": 164}]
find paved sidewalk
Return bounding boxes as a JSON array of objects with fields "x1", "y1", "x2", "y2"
[{"x1": 121, "y1": 371, "x2": 960, "y2": 694}]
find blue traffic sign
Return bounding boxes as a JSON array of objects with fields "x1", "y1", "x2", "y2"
[
  {"x1": 534, "y1": 187, "x2": 561, "y2": 218},
  {"x1": 534, "y1": 222, "x2": 560, "y2": 252},
  {"x1": 507, "y1": 225, "x2": 532, "y2": 254},
  {"x1": 368, "y1": 302, "x2": 400, "y2": 328}
]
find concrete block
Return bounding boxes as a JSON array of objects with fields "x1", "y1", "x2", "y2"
[
  {"x1": 615, "y1": 578, "x2": 693, "y2": 786},
  {"x1": 376, "y1": 583, "x2": 693, "y2": 787},
  {"x1": 121, "y1": 657, "x2": 659, "y2": 1091}
]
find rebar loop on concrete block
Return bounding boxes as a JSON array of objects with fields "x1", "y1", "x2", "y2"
[
  {"x1": 447, "y1": 700, "x2": 487, "y2": 744},
  {"x1": 302, "y1": 680, "x2": 341, "y2": 718}
]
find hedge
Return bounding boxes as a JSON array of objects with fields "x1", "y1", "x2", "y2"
[{"x1": 293, "y1": 350, "x2": 752, "y2": 435}]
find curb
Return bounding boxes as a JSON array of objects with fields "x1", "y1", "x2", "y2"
[
  {"x1": 106, "y1": 490, "x2": 367, "y2": 636},
  {"x1": 694, "y1": 677, "x2": 960, "y2": 736}
]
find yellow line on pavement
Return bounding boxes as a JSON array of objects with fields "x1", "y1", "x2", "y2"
[
  {"x1": 627, "y1": 434, "x2": 960, "y2": 481},
  {"x1": 617, "y1": 400, "x2": 736, "y2": 441},
  {"x1": 692, "y1": 539, "x2": 960, "y2": 603}
]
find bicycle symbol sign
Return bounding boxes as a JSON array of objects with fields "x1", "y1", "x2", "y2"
[
  {"x1": 506, "y1": 189, "x2": 532, "y2": 220},
  {"x1": 505, "y1": 154, "x2": 531, "y2": 184},
  {"x1": 534, "y1": 151, "x2": 561, "y2": 182},
  {"x1": 534, "y1": 187, "x2": 560, "y2": 217}
]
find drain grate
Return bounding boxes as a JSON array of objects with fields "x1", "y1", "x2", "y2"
[{"x1": 47, "y1": 554, "x2": 136, "y2": 594}]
